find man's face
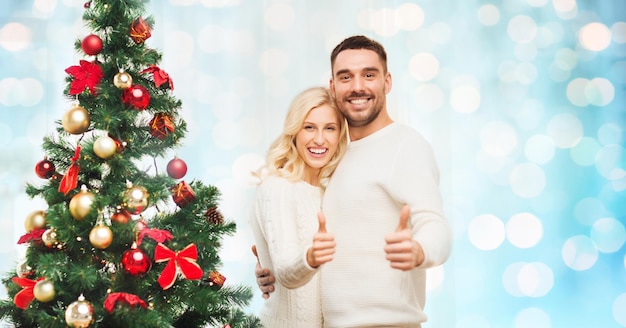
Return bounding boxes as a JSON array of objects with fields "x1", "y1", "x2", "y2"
[{"x1": 330, "y1": 49, "x2": 391, "y2": 128}]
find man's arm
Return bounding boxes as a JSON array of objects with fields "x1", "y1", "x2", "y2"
[{"x1": 252, "y1": 245, "x2": 275, "y2": 299}]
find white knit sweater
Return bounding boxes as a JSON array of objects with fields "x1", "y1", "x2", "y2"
[
  {"x1": 321, "y1": 123, "x2": 453, "y2": 328},
  {"x1": 250, "y1": 175, "x2": 323, "y2": 328}
]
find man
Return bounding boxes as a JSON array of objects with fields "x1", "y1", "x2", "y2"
[{"x1": 255, "y1": 35, "x2": 452, "y2": 327}]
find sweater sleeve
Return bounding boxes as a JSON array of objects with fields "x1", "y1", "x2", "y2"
[
  {"x1": 253, "y1": 177, "x2": 318, "y2": 289},
  {"x1": 390, "y1": 133, "x2": 453, "y2": 268}
]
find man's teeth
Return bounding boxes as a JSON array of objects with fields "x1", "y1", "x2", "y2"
[{"x1": 350, "y1": 99, "x2": 367, "y2": 104}]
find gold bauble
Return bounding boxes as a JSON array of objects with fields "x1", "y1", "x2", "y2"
[
  {"x1": 62, "y1": 104, "x2": 90, "y2": 134},
  {"x1": 33, "y1": 279, "x2": 55, "y2": 302},
  {"x1": 16, "y1": 260, "x2": 33, "y2": 278},
  {"x1": 89, "y1": 225, "x2": 113, "y2": 249},
  {"x1": 25, "y1": 210, "x2": 46, "y2": 232},
  {"x1": 69, "y1": 187, "x2": 95, "y2": 220},
  {"x1": 113, "y1": 71, "x2": 132, "y2": 89},
  {"x1": 42, "y1": 228, "x2": 59, "y2": 248},
  {"x1": 122, "y1": 184, "x2": 149, "y2": 215},
  {"x1": 93, "y1": 135, "x2": 117, "y2": 159},
  {"x1": 65, "y1": 295, "x2": 94, "y2": 328}
]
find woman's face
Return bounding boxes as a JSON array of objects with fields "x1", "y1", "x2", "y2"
[{"x1": 295, "y1": 104, "x2": 341, "y2": 184}]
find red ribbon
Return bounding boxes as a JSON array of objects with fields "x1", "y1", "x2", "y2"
[
  {"x1": 12, "y1": 277, "x2": 44, "y2": 309},
  {"x1": 65, "y1": 60, "x2": 103, "y2": 95},
  {"x1": 154, "y1": 243, "x2": 203, "y2": 290},
  {"x1": 136, "y1": 228, "x2": 173, "y2": 246},
  {"x1": 59, "y1": 146, "x2": 81, "y2": 195},
  {"x1": 140, "y1": 65, "x2": 174, "y2": 90},
  {"x1": 104, "y1": 292, "x2": 147, "y2": 313},
  {"x1": 17, "y1": 229, "x2": 46, "y2": 244}
]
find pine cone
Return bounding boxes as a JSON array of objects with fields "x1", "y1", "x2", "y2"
[{"x1": 205, "y1": 207, "x2": 224, "y2": 225}]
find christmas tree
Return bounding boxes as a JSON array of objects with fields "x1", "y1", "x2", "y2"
[{"x1": 0, "y1": 0, "x2": 260, "y2": 327}]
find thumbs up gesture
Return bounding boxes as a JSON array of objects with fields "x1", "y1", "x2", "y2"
[
  {"x1": 306, "y1": 212, "x2": 336, "y2": 268},
  {"x1": 384, "y1": 205, "x2": 425, "y2": 271}
]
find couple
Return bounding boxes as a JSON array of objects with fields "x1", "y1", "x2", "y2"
[{"x1": 250, "y1": 35, "x2": 453, "y2": 328}]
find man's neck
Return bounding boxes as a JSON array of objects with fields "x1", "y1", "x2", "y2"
[{"x1": 349, "y1": 116, "x2": 393, "y2": 141}]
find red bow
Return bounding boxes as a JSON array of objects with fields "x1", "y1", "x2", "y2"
[
  {"x1": 104, "y1": 292, "x2": 147, "y2": 313},
  {"x1": 137, "y1": 228, "x2": 173, "y2": 246},
  {"x1": 17, "y1": 229, "x2": 46, "y2": 244},
  {"x1": 154, "y1": 243, "x2": 203, "y2": 290},
  {"x1": 140, "y1": 65, "x2": 174, "y2": 90},
  {"x1": 59, "y1": 146, "x2": 81, "y2": 195},
  {"x1": 12, "y1": 277, "x2": 44, "y2": 309},
  {"x1": 65, "y1": 60, "x2": 103, "y2": 96}
]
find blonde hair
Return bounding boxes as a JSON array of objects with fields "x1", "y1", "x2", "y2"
[{"x1": 258, "y1": 87, "x2": 347, "y2": 187}]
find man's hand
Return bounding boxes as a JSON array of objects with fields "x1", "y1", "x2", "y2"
[
  {"x1": 252, "y1": 245, "x2": 275, "y2": 299},
  {"x1": 384, "y1": 205, "x2": 424, "y2": 270},
  {"x1": 306, "y1": 212, "x2": 336, "y2": 268}
]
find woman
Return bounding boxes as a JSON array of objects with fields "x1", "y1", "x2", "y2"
[{"x1": 249, "y1": 86, "x2": 348, "y2": 327}]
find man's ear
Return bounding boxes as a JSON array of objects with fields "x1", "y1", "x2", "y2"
[{"x1": 385, "y1": 72, "x2": 392, "y2": 95}]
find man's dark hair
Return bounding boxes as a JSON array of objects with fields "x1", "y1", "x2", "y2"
[{"x1": 330, "y1": 35, "x2": 388, "y2": 73}]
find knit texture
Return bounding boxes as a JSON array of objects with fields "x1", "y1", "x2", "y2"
[
  {"x1": 250, "y1": 175, "x2": 323, "y2": 328},
  {"x1": 321, "y1": 123, "x2": 453, "y2": 328}
]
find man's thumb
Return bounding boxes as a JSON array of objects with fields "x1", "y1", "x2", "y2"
[
  {"x1": 318, "y1": 212, "x2": 327, "y2": 233},
  {"x1": 396, "y1": 205, "x2": 411, "y2": 231}
]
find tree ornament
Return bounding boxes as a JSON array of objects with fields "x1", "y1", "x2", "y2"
[
  {"x1": 202, "y1": 271, "x2": 226, "y2": 290},
  {"x1": 171, "y1": 181, "x2": 195, "y2": 207},
  {"x1": 65, "y1": 294, "x2": 94, "y2": 328},
  {"x1": 154, "y1": 243, "x2": 203, "y2": 290},
  {"x1": 122, "y1": 182, "x2": 149, "y2": 214},
  {"x1": 89, "y1": 224, "x2": 113, "y2": 249},
  {"x1": 121, "y1": 84, "x2": 150, "y2": 110},
  {"x1": 83, "y1": 1, "x2": 91, "y2": 9},
  {"x1": 109, "y1": 133, "x2": 127, "y2": 153},
  {"x1": 81, "y1": 34, "x2": 102, "y2": 56},
  {"x1": 129, "y1": 17, "x2": 152, "y2": 44},
  {"x1": 62, "y1": 103, "x2": 90, "y2": 134},
  {"x1": 148, "y1": 113, "x2": 175, "y2": 139},
  {"x1": 16, "y1": 260, "x2": 34, "y2": 278},
  {"x1": 65, "y1": 60, "x2": 103, "y2": 96},
  {"x1": 104, "y1": 292, "x2": 147, "y2": 313},
  {"x1": 42, "y1": 228, "x2": 59, "y2": 248},
  {"x1": 93, "y1": 135, "x2": 117, "y2": 159},
  {"x1": 69, "y1": 185, "x2": 95, "y2": 220},
  {"x1": 121, "y1": 246, "x2": 152, "y2": 276},
  {"x1": 205, "y1": 207, "x2": 224, "y2": 225},
  {"x1": 111, "y1": 206, "x2": 131, "y2": 224},
  {"x1": 166, "y1": 157, "x2": 187, "y2": 179},
  {"x1": 59, "y1": 145, "x2": 82, "y2": 195},
  {"x1": 139, "y1": 65, "x2": 174, "y2": 90},
  {"x1": 113, "y1": 70, "x2": 132, "y2": 89},
  {"x1": 24, "y1": 210, "x2": 46, "y2": 232},
  {"x1": 33, "y1": 279, "x2": 55, "y2": 303},
  {"x1": 35, "y1": 157, "x2": 56, "y2": 179}
]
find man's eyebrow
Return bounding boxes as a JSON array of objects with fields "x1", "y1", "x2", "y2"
[{"x1": 334, "y1": 67, "x2": 380, "y2": 77}]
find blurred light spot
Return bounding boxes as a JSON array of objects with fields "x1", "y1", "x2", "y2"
[
  {"x1": 612, "y1": 22, "x2": 626, "y2": 43},
  {"x1": 212, "y1": 92, "x2": 242, "y2": 120},
  {"x1": 409, "y1": 52, "x2": 439, "y2": 82},
  {"x1": 514, "y1": 307, "x2": 551, "y2": 328},
  {"x1": 570, "y1": 137, "x2": 600, "y2": 166},
  {"x1": 197, "y1": 25, "x2": 225, "y2": 53},
  {"x1": 552, "y1": 0, "x2": 577, "y2": 19},
  {"x1": 562, "y1": 235, "x2": 598, "y2": 271},
  {"x1": 554, "y1": 48, "x2": 577, "y2": 70},
  {"x1": 0, "y1": 78, "x2": 25, "y2": 107},
  {"x1": 33, "y1": 0, "x2": 57, "y2": 18},
  {"x1": 163, "y1": 31, "x2": 194, "y2": 70},
  {"x1": 579, "y1": 22, "x2": 611, "y2": 52},
  {"x1": 507, "y1": 15, "x2": 538, "y2": 44},
  {"x1": 574, "y1": 197, "x2": 608, "y2": 226},
  {"x1": 468, "y1": 214, "x2": 505, "y2": 250},
  {"x1": 514, "y1": 99, "x2": 544, "y2": 130},
  {"x1": 591, "y1": 217, "x2": 626, "y2": 253},
  {"x1": 595, "y1": 144, "x2": 625, "y2": 180},
  {"x1": 548, "y1": 63, "x2": 571, "y2": 82},
  {"x1": 426, "y1": 265, "x2": 445, "y2": 291},
  {"x1": 515, "y1": 62, "x2": 538, "y2": 84},
  {"x1": 397, "y1": 3, "x2": 425, "y2": 31},
  {"x1": 480, "y1": 121, "x2": 518, "y2": 157},
  {"x1": 514, "y1": 43, "x2": 537, "y2": 61},
  {"x1": 415, "y1": 83, "x2": 444, "y2": 112},
  {"x1": 197, "y1": 0, "x2": 242, "y2": 6},
  {"x1": 478, "y1": 4, "x2": 500, "y2": 26},
  {"x1": 509, "y1": 163, "x2": 545, "y2": 198},
  {"x1": 598, "y1": 123, "x2": 623, "y2": 145},
  {"x1": 358, "y1": 7, "x2": 400, "y2": 37},
  {"x1": 518, "y1": 262, "x2": 554, "y2": 297},
  {"x1": 585, "y1": 78, "x2": 614, "y2": 106},
  {"x1": 547, "y1": 113, "x2": 583, "y2": 148},
  {"x1": 527, "y1": 0, "x2": 549, "y2": 6},
  {"x1": 475, "y1": 151, "x2": 514, "y2": 184},
  {"x1": 194, "y1": 74, "x2": 223, "y2": 104},
  {"x1": 259, "y1": 48, "x2": 289, "y2": 77},
  {"x1": 614, "y1": 293, "x2": 626, "y2": 327},
  {"x1": 566, "y1": 77, "x2": 590, "y2": 106},
  {"x1": 0, "y1": 23, "x2": 32, "y2": 52},
  {"x1": 506, "y1": 212, "x2": 543, "y2": 248},
  {"x1": 428, "y1": 22, "x2": 452, "y2": 44},
  {"x1": 503, "y1": 262, "x2": 526, "y2": 297},
  {"x1": 498, "y1": 60, "x2": 517, "y2": 83},
  {"x1": 450, "y1": 84, "x2": 481, "y2": 113},
  {"x1": 264, "y1": 3, "x2": 294, "y2": 31},
  {"x1": 525, "y1": 134, "x2": 555, "y2": 164}
]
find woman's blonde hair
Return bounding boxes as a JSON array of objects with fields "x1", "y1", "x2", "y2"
[{"x1": 259, "y1": 86, "x2": 347, "y2": 187}]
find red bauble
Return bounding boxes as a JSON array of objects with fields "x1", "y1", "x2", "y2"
[
  {"x1": 122, "y1": 85, "x2": 150, "y2": 110},
  {"x1": 121, "y1": 248, "x2": 152, "y2": 276},
  {"x1": 35, "y1": 158, "x2": 56, "y2": 179},
  {"x1": 81, "y1": 34, "x2": 103, "y2": 56},
  {"x1": 166, "y1": 158, "x2": 187, "y2": 179},
  {"x1": 111, "y1": 207, "x2": 131, "y2": 224}
]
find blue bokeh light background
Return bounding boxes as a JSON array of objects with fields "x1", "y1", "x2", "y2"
[{"x1": 1, "y1": 1, "x2": 625, "y2": 327}]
